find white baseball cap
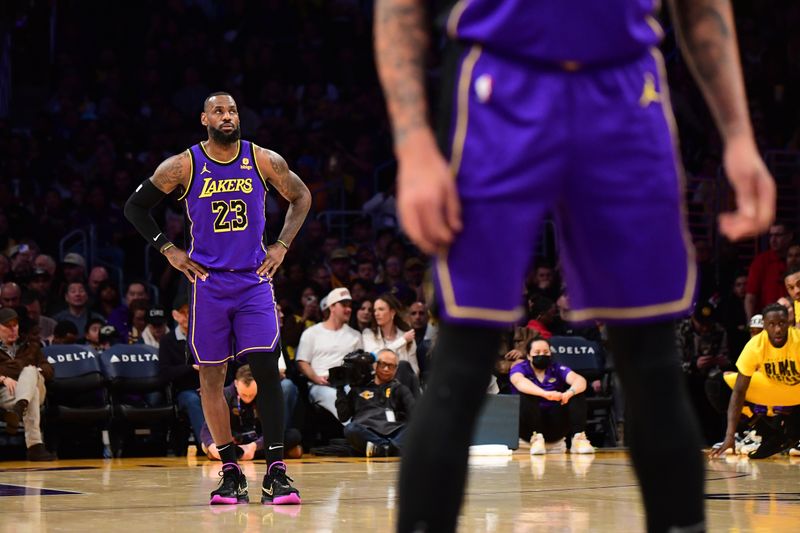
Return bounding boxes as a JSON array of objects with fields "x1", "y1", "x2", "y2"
[
  {"x1": 321, "y1": 287, "x2": 352, "y2": 311},
  {"x1": 749, "y1": 314, "x2": 764, "y2": 329}
]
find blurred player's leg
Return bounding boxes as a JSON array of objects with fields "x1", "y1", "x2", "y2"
[
  {"x1": 607, "y1": 322, "x2": 705, "y2": 532},
  {"x1": 397, "y1": 323, "x2": 501, "y2": 532}
]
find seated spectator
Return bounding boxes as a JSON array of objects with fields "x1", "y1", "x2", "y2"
[
  {"x1": 21, "y1": 291, "x2": 56, "y2": 342},
  {"x1": 362, "y1": 293, "x2": 418, "y2": 375},
  {"x1": 51, "y1": 320, "x2": 79, "y2": 345},
  {"x1": 350, "y1": 298, "x2": 374, "y2": 333},
  {"x1": 275, "y1": 304, "x2": 300, "y2": 432},
  {"x1": 349, "y1": 278, "x2": 375, "y2": 303},
  {"x1": 52, "y1": 281, "x2": 104, "y2": 334},
  {"x1": 0, "y1": 308, "x2": 57, "y2": 461},
  {"x1": 97, "y1": 324, "x2": 119, "y2": 351},
  {"x1": 25, "y1": 268, "x2": 56, "y2": 315},
  {"x1": 336, "y1": 349, "x2": 415, "y2": 457},
  {"x1": 510, "y1": 337, "x2": 594, "y2": 455},
  {"x1": 87, "y1": 266, "x2": 109, "y2": 303},
  {"x1": 328, "y1": 248, "x2": 353, "y2": 288},
  {"x1": 159, "y1": 294, "x2": 205, "y2": 447},
  {"x1": 107, "y1": 282, "x2": 149, "y2": 342},
  {"x1": 140, "y1": 306, "x2": 169, "y2": 349},
  {"x1": 126, "y1": 299, "x2": 150, "y2": 344},
  {"x1": 785, "y1": 265, "x2": 800, "y2": 328},
  {"x1": 677, "y1": 302, "x2": 730, "y2": 444},
  {"x1": 61, "y1": 253, "x2": 86, "y2": 283},
  {"x1": 80, "y1": 317, "x2": 106, "y2": 351},
  {"x1": 200, "y1": 365, "x2": 301, "y2": 460},
  {"x1": 296, "y1": 288, "x2": 362, "y2": 419},
  {"x1": 1, "y1": 281, "x2": 21, "y2": 308},
  {"x1": 710, "y1": 304, "x2": 800, "y2": 459},
  {"x1": 92, "y1": 280, "x2": 122, "y2": 320},
  {"x1": 525, "y1": 293, "x2": 558, "y2": 339}
]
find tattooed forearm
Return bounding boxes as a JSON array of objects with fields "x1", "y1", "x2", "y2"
[
  {"x1": 151, "y1": 151, "x2": 190, "y2": 193},
  {"x1": 258, "y1": 147, "x2": 311, "y2": 246},
  {"x1": 374, "y1": 0, "x2": 430, "y2": 146},
  {"x1": 669, "y1": 0, "x2": 751, "y2": 140}
]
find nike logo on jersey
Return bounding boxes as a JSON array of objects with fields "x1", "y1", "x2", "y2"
[
  {"x1": 201, "y1": 162, "x2": 211, "y2": 174},
  {"x1": 639, "y1": 73, "x2": 661, "y2": 107}
]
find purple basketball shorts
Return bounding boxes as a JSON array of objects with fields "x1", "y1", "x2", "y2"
[
  {"x1": 433, "y1": 44, "x2": 695, "y2": 327},
  {"x1": 187, "y1": 270, "x2": 280, "y2": 365}
]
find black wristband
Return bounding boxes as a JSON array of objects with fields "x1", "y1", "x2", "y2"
[{"x1": 124, "y1": 179, "x2": 171, "y2": 251}]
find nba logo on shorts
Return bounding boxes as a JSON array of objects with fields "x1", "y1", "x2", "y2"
[{"x1": 475, "y1": 74, "x2": 493, "y2": 103}]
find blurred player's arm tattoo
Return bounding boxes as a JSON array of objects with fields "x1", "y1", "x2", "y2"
[
  {"x1": 374, "y1": 0, "x2": 430, "y2": 145},
  {"x1": 150, "y1": 150, "x2": 191, "y2": 193},
  {"x1": 257, "y1": 146, "x2": 311, "y2": 247},
  {"x1": 669, "y1": 0, "x2": 752, "y2": 140}
]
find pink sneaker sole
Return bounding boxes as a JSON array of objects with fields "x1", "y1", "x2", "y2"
[
  {"x1": 264, "y1": 493, "x2": 302, "y2": 505},
  {"x1": 210, "y1": 495, "x2": 246, "y2": 505}
]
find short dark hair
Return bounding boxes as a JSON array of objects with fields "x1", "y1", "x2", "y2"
[
  {"x1": 785, "y1": 265, "x2": 800, "y2": 279},
  {"x1": 54, "y1": 320, "x2": 79, "y2": 337},
  {"x1": 235, "y1": 364, "x2": 254, "y2": 384},
  {"x1": 204, "y1": 91, "x2": 233, "y2": 110},
  {"x1": 762, "y1": 303, "x2": 789, "y2": 318},
  {"x1": 525, "y1": 336, "x2": 551, "y2": 354}
]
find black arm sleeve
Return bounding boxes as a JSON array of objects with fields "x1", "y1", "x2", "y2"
[{"x1": 124, "y1": 179, "x2": 172, "y2": 251}]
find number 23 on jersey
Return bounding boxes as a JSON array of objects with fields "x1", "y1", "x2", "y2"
[{"x1": 211, "y1": 199, "x2": 248, "y2": 233}]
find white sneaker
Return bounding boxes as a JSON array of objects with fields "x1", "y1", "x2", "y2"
[
  {"x1": 570, "y1": 432, "x2": 596, "y2": 454},
  {"x1": 789, "y1": 443, "x2": 800, "y2": 457},
  {"x1": 530, "y1": 432, "x2": 546, "y2": 455},
  {"x1": 366, "y1": 441, "x2": 377, "y2": 457},
  {"x1": 545, "y1": 437, "x2": 566, "y2": 454},
  {"x1": 739, "y1": 430, "x2": 761, "y2": 456}
]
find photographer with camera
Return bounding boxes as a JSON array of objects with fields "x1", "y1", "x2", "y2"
[
  {"x1": 296, "y1": 288, "x2": 362, "y2": 419},
  {"x1": 335, "y1": 348, "x2": 416, "y2": 457}
]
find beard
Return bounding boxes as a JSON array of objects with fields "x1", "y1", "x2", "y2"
[{"x1": 209, "y1": 124, "x2": 241, "y2": 145}]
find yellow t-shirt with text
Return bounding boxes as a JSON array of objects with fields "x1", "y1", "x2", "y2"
[{"x1": 737, "y1": 328, "x2": 800, "y2": 386}]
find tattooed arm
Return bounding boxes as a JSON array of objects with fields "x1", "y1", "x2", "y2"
[
  {"x1": 374, "y1": 0, "x2": 430, "y2": 146},
  {"x1": 150, "y1": 151, "x2": 191, "y2": 194},
  {"x1": 254, "y1": 146, "x2": 311, "y2": 277},
  {"x1": 669, "y1": 0, "x2": 775, "y2": 240},
  {"x1": 374, "y1": 0, "x2": 461, "y2": 254}
]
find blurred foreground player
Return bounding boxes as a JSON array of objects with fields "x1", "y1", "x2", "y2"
[
  {"x1": 125, "y1": 92, "x2": 310, "y2": 505},
  {"x1": 374, "y1": 1, "x2": 775, "y2": 531}
]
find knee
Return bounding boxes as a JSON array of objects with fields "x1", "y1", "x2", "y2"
[
  {"x1": 199, "y1": 365, "x2": 226, "y2": 390},
  {"x1": 282, "y1": 379, "x2": 298, "y2": 397}
]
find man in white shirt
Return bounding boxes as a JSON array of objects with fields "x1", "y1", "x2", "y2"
[{"x1": 296, "y1": 288, "x2": 362, "y2": 418}]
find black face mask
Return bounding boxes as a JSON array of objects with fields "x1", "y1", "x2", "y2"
[{"x1": 531, "y1": 356, "x2": 551, "y2": 370}]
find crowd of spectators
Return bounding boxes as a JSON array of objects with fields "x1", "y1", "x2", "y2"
[{"x1": 1, "y1": 1, "x2": 800, "y2": 460}]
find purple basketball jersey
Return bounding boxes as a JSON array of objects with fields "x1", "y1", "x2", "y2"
[
  {"x1": 183, "y1": 140, "x2": 268, "y2": 270},
  {"x1": 446, "y1": 0, "x2": 662, "y2": 64}
]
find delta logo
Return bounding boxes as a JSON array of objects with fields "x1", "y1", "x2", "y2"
[
  {"x1": 47, "y1": 351, "x2": 96, "y2": 364},
  {"x1": 109, "y1": 353, "x2": 159, "y2": 363}
]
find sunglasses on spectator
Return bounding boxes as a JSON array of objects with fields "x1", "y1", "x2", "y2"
[{"x1": 376, "y1": 361, "x2": 398, "y2": 369}]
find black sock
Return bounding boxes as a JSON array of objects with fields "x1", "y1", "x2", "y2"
[
  {"x1": 397, "y1": 322, "x2": 501, "y2": 533},
  {"x1": 217, "y1": 442, "x2": 238, "y2": 465},
  {"x1": 607, "y1": 321, "x2": 705, "y2": 533},
  {"x1": 247, "y1": 350, "x2": 285, "y2": 468}
]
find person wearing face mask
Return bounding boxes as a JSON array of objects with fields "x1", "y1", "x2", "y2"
[{"x1": 509, "y1": 337, "x2": 593, "y2": 455}]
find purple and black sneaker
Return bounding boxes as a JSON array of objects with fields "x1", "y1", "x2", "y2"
[
  {"x1": 210, "y1": 463, "x2": 249, "y2": 505},
  {"x1": 261, "y1": 462, "x2": 301, "y2": 505}
]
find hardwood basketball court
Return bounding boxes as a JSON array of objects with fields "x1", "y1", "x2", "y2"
[{"x1": 2, "y1": 450, "x2": 799, "y2": 531}]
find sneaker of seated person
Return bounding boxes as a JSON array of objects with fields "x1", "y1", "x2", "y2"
[
  {"x1": 789, "y1": 443, "x2": 800, "y2": 457},
  {"x1": 570, "y1": 432, "x2": 595, "y2": 454},
  {"x1": 27, "y1": 443, "x2": 57, "y2": 462},
  {"x1": 3, "y1": 399, "x2": 28, "y2": 435},
  {"x1": 529, "y1": 432, "x2": 546, "y2": 455},
  {"x1": 545, "y1": 437, "x2": 566, "y2": 454},
  {"x1": 366, "y1": 441, "x2": 391, "y2": 458},
  {"x1": 748, "y1": 432, "x2": 795, "y2": 460},
  {"x1": 738, "y1": 430, "x2": 761, "y2": 455}
]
